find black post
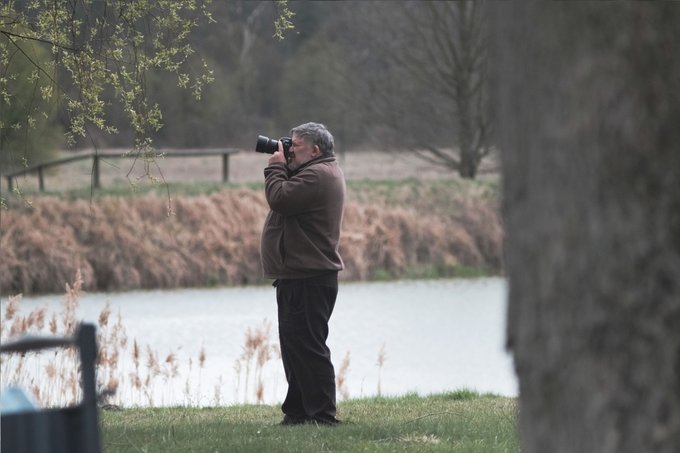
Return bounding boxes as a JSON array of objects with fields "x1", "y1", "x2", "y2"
[
  {"x1": 222, "y1": 153, "x2": 229, "y2": 183},
  {"x1": 76, "y1": 324, "x2": 102, "y2": 453},
  {"x1": 38, "y1": 166, "x2": 45, "y2": 192},
  {"x1": 0, "y1": 323, "x2": 102, "y2": 453},
  {"x1": 93, "y1": 155, "x2": 100, "y2": 189},
  {"x1": 7, "y1": 176, "x2": 12, "y2": 192}
]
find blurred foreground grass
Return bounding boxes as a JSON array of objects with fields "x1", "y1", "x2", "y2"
[{"x1": 102, "y1": 391, "x2": 518, "y2": 453}]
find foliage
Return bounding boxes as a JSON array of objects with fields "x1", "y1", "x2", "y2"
[
  {"x1": 1, "y1": 0, "x2": 216, "y2": 176},
  {"x1": 273, "y1": 0, "x2": 295, "y2": 41},
  {"x1": 0, "y1": 27, "x2": 63, "y2": 173}
]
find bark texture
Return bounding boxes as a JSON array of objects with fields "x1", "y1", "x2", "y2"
[{"x1": 490, "y1": 3, "x2": 680, "y2": 452}]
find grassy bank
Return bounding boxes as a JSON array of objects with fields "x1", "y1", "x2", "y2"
[
  {"x1": 0, "y1": 178, "x2": 502, "y2": 295},
  {"x1": 101, "y1": 391, "x2": 518, "y2": 453}
]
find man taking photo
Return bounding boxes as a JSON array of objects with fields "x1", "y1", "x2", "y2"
[{"x1": 260, "y1": 122, "x2": 345, "y2": 426}]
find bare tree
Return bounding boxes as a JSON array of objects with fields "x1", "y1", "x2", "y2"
[
  {"x1": 491, "y1": 3, "x2": 680, "y2": 452},
  {"x1": 343, "y1": 1, "x2": 491, "y2": 179}
]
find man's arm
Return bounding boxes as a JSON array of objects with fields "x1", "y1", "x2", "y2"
[{"x1": 264, "y1": 163, "x2": 319, "y2": 215}]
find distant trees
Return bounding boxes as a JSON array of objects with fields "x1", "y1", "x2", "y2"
[
  {"x1": 164, "y1": 1, "x2": 359, "y2": 151},
  {"x1": 3, "y1": 1, "x2": 496, "y2": 179},
  {"x1": 341, "y1": 1, "x2": 492, "y2": 179}
]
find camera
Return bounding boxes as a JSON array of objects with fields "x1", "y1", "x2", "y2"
[{"x1": 255, "y1": 135, "x2": 292, "y2": 161}]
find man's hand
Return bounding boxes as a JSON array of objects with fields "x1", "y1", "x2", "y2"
[{"x1": 268, "y1": 140, "x2": 287, "y2": 165}]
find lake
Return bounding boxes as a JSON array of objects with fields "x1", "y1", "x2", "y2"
[{"x1": 2, "y1": 278, "x2": 517, "y2": 407}]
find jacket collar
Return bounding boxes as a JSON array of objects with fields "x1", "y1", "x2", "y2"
[{"x1": 290, "y1": 155, "x2": 336, "y2": 176}]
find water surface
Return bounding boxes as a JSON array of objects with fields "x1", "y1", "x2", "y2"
[{"x1": 4, "y1": 278, "x2": 516, "y2": 406}]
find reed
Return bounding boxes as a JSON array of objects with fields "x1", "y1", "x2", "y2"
[
  {"x1": 376, "y1": 344, "x2": 387, "y2": 397},
  {"x1": 0, "y1": 272, "x2": 279, "y2": 408},
  {"x1": 0, "y1": 180, "x2": 502, "y2": 295},
  {"x1": 233, "y1": 319, "x2": 280, "y2": 404},
  {"x1": 336, "y1": 351, "x2": 351, "y2": 401}
]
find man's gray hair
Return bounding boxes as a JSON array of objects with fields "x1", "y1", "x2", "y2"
[{"x1": 290, "y1": 122, "x2": 335, "y2": 157}]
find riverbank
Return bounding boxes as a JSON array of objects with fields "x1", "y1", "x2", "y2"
[
  {"x1": 101, "y1": 391, "x2": 518, "y2": 453},
  {"x1": 1, "y1": 176, "x2": 502, "y2": 295}
]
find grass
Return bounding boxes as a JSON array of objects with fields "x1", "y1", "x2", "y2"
[
  {"x1": 5, "y1": 176, "x2": 497, "y2": 203},
  {"x1": 2, "y1": 180, "x2": 264, "y2": 203},
  {"x1": 101, "y1": 392, "x2": 519, "y2": 453}
]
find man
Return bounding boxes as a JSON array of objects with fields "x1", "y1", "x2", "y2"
[{"x1": 260, "y1": 122, "x2": 345, "y2": 426}]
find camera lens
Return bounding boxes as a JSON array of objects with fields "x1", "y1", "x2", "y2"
[{"x1": 255, "y1": 135, "x2": 278, "y2": 154}]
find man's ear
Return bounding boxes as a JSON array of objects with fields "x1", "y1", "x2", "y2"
[{"x1": 312, "y1": 145, "x2": 321, "y2": 157}]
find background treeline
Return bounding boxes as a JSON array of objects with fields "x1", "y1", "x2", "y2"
[
  {"x1": 2, "y1": 1, "x2": 481, "y2": 167},
  {"x1": 97, "y1": 1, "x2": 468, "y2": 151},
  {"x1": 109, "y1": 1, "x2": 467, "y2": 151}
]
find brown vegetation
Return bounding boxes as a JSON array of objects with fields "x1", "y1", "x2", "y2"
[
  {"x1": 233, "y1": 319, "x2": 280, "y2": 405},
  {"x1": 0, "y1": 271, "x2": 280, "y2": 407},
  {"x1": 0, "y1": 179, "x2": 502, "y2": 295}
]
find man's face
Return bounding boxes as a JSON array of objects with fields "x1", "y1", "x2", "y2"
[{"x1": 288, "y1": 133, "x2": 320, "y2": 170}]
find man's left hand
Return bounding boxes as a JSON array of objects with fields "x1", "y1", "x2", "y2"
[
  {"x1": 268, "y1": 140, "x2": 287, "y2": 165},
  {"x1": 269, "y1": 150, "x2": 287, "y2": 165}
]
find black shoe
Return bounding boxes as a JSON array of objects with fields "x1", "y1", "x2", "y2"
[
  {"x1": 311, "y1": 417, "x2": 341, "y2": 427},
  {"x1": 279, "y1": 415, "x2": 308, "y2": 426}
]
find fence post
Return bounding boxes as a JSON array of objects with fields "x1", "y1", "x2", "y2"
[
  {"x1": 6, "y1": 176, "x2": 12, "y2": 193},
  {"x1": 38, "y1": 166, "x2": 45, "y2": 192},
  {"x1": 93, "y1": 154, "x2": 100, "y2": 189},
  {"x1": 222, "y1": 153, "x2": 229, "y2": 183}
]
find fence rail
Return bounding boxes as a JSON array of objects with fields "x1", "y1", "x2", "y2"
[{"x1": 3, "y1": 148, "x2": 240, "y2": 192}]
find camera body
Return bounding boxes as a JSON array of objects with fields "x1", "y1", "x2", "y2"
[{"x1": 256, "y1": 135, "x2": 292, "y2": 161}]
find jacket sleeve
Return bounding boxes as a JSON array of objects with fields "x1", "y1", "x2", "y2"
[{"x1": 264, "y1": 163, "x2": 320, "y2": 215}]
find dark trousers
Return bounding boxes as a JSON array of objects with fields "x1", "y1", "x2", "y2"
[{"x1": 275, "y1": 275, "x2": 338, "y2": 423}]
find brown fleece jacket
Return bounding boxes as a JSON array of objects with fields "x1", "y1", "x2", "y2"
[{"x1": 260, "y1": 156, "x2": 346, "y2": 280}]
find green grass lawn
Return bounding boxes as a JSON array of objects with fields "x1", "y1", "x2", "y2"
[{"x1": 101, "y1": 391, "x2": 518, "y2": 453}]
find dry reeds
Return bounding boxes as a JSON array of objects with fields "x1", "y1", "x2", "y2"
[
  {"x1": 2, "y1": 271, "x2": 396, "y2": 407},
  {"x1": 376, "y1": 343, "x2": 387, "y2": 397},
  {"x1": 336, "y1": 351, "x2": 351, "y2": 401},
  {"x1": 1, "y1": 271, "x2": 92, "y2": 407},
  {"x1": 1, "y1": 181, "x2": 502, "y2": 295},
  {"x1": 233, "y1": 319, "x2": 280, "y2": 404},
  {"x1": 0, "y1": 190, "x2": 269, "y2": 294},
  {"x1": 340, "y1": 184, "x2": 503, "y2": 281},
  {"x1": 1, "y1": 271, "x2": 211, "y2": 408}
]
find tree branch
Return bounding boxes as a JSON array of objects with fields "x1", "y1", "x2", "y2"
[
  {"x1": 417, "y1": 145, "x2": 461, "y2": 171},
  {"x1": 2, "y1": 32, "x2": 68, "y2": 95},
  {"x1": 0, "y1": 30, "x2": 82, "y2": 53}
]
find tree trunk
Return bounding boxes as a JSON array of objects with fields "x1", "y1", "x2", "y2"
[
  {"x1": 455, "y1": 1, "x2": 480, "y2": 180},
  {"x1": 490, "y1": 3, "x2": 680, "y2": 453},
  {"x1": 457, "y1": 91, "x2": 477, "y2": 179}
]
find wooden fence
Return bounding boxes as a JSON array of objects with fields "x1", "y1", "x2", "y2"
[{"x1": 3, "y1": 148, "x2": 240, "y2": 192}]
